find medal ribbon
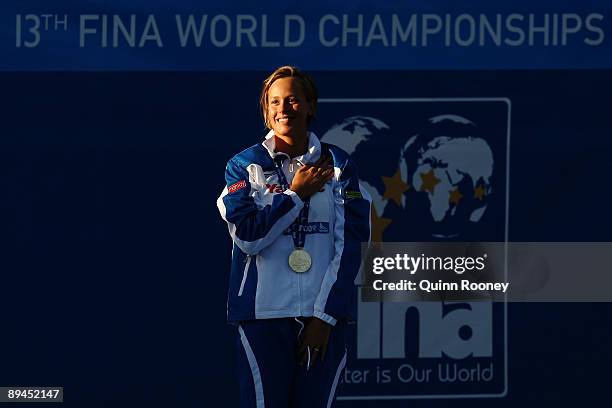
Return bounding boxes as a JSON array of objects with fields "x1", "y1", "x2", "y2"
[{"x1": 274, "y1": 156, "x2": 310, "y2": 249}]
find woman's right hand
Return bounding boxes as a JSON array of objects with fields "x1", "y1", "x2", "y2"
[{"x1": 290, "y1": 155, "x2": 334, "y2": 200}]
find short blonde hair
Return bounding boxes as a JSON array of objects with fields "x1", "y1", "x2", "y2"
[{"x1": 260, "y1": 66, "x2": 318, "y2": 129}]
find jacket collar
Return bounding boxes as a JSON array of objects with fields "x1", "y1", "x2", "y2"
[{"x1": 262, "y1": 130, "x2": 322, "y2": 164}]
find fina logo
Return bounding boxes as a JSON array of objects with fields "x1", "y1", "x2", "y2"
[
  {"x1": 321, "y1": 112, "x2": 496, "y2": 358},
  {"x1": 320, "y1": 98, "x2": 509, "y2": 398}
]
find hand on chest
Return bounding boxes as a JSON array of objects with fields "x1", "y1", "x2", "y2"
[{"x1": 261, "y1": 165, "x2": 333, "y2": 222}]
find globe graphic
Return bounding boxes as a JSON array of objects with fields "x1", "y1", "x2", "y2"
[{"x1": 321, "y1": 115, "x2": 494, "y2": 240}]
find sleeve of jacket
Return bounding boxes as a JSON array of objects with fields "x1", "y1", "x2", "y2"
[
  {"x1": 314, "y1": 156, "x2": 371, "y2": 326},
  {"x1": 217, "y1": 157, "x2": 304, "y2": 255}
]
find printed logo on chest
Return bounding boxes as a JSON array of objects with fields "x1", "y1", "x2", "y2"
[{"x1": 265, "y1": 183, "x2": 284, "y2": 194}]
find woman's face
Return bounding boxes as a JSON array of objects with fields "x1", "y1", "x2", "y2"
[{"x1": 267, "y1": 77, "x2": 311, "y2": 139}]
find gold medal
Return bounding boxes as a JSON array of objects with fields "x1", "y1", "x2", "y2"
[{"x1": 288, "y1": 248, "x2": 312, "y2": 273}]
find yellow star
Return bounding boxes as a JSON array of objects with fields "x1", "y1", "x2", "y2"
[
  {"x1": 420, "y1": 169, "x2": 441, "y2": 194},
  {"x1": 474, "y1": 185, "x2": 486, "y2": 201},
  {"x1": 370, "y1": 207, "x2": 392, "y2": 242},
  {"x1": 382, "y1": 168, "x2": 410, "y2": 206},
  {"x1": 449, "y1": 188, "x2": 463, "y2": 205}
]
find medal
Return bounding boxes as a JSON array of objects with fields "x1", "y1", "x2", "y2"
[
  {"x1": 288, "y1": 248, "x2": 312, "y2": 273},
  {"x1": 274, "y1": 156, "x2": 314, "y2": 273}
]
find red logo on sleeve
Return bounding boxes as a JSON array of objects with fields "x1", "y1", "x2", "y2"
[{"x1": 228, "y1": 180, "x2": 247, "y2": 193}]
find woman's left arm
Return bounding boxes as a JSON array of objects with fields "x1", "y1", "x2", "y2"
[
  {"x1": 313, "y1": 154, "x2": 371, "y2": 326},
  {"x1": 298, "y1": 154, "x2": 371, "y2": 368}
]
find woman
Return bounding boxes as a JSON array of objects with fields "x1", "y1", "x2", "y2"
[{"x1": 217, "y1": 66, "x2": 371, "y2": 407}]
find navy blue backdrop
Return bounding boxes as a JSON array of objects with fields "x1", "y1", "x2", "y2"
[{"x1": 2, "y1": 70, "x2": 611, "y2": 406}]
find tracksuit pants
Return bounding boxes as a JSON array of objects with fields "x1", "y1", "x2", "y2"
[{"x1": 235, "y1": 317, "x2": 347, "y2": 408}]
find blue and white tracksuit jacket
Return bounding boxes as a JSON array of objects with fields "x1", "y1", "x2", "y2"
[{"x1": 217, "y1": 131, "x2": 371, "y2": 326}]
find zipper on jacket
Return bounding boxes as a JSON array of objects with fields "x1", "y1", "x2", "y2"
[{"x1": 238, "y1": 255, "x2": 252, "y2": 297}]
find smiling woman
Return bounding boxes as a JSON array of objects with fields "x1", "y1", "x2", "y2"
[
  {"x1": 216, "y1": 66, "x2": 371, "y2": 407},
  {"x1": 260, "y1": 67, "x2": 318, "y2": 158},
  {"x1": 267, "y1": 78, "x2": 310, "y2": 137}
]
